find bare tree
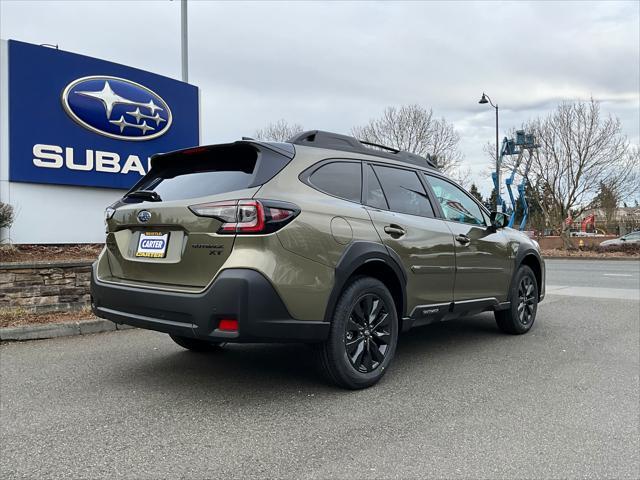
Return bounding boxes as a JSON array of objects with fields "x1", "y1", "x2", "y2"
[
  {"x1": 495, "y1": 100, "x2": 637, "y2": 246},
  {"x1": 254, "y1": 119, "x2": 304, "y2": 142},
  {"x1": 449, "y1": 166, "x2": 473, "y2": 189},
  {"x1": 628, "y1": 144, "x2": 640, "y2": 194},
  {"x1": 351, "y1": 104, "x2": 463, "y2": 174}
]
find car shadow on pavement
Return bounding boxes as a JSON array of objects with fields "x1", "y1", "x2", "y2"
[{"x1": 106, "y1": 311, "x2": 508, "y2": 398}]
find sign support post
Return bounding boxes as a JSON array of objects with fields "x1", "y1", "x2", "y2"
[{"x1": 181, "y1": 0, "x2": 189, "y2": 83}]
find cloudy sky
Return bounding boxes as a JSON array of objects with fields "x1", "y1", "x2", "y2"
[{"x1": 1, "y1": 0, "x2": 638, "y2": 195}]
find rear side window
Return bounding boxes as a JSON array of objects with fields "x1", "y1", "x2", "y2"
[
  {"x1": 131, "y1": 144, "x2": 291, "y2": 202},
  {"x1": 308, "y1": 161, "x2": 362, "y2": 202},
  {"x1": 372, "y1": 165, "x2": 434, "y2": 217}
]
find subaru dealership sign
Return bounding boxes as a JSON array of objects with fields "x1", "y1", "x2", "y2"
[
  {"x1": 7, "y1": 39, "x2": 199, "y2": 189},
  {"x1": 0, "y1": 39, "x2": 200, "y2": 243}
]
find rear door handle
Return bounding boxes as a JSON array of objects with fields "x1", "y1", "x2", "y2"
[
  {"x1": 384, "y1": 225, "x2": 406, "y2": 237},
  {"x1": 455, "y1": 234, "x2": 471, "y2": 245}
]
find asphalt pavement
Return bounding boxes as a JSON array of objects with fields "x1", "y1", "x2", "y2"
[
  {"x1": 546, "y1": 258, "x2": 640, "y2": 290},
  {"x1": 1, "y1": 259, "x2": 639, "y2": 479}
]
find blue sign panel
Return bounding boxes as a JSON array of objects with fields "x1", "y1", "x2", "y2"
[{"x1": 8, "y1": 40, "x2": 199, "y2": 189}]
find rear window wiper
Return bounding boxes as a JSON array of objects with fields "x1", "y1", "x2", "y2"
[{"x1": 124, "y1": 190, "x2": 162, "y2": 202}]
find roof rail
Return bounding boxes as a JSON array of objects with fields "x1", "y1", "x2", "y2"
[{"x1": 287, "y1": 130, "x2": 437, "y2": 169}]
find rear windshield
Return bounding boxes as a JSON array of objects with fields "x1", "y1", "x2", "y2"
[
  {"x1": 129, "y1": 143, "x2": 291, "y2": 202},
  {"x1": 140, "y1": 157, "x2": 256, "y2": 202}
]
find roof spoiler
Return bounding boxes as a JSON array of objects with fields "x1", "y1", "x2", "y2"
[{"x1": 148, "y1": 140, "x2": 295, "y2": 170}]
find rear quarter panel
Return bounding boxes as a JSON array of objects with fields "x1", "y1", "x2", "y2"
[{"x1": 223, "y1": 235, "x2": 334, "y2": 321}]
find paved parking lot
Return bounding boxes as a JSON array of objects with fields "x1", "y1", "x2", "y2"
[{"x1": 1, "y1": 259, "x2": 639, "y2": 479}]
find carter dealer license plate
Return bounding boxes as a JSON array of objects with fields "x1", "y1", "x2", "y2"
[{"x1": 136, "y1": 232, "x2": 169, "y2": 258}]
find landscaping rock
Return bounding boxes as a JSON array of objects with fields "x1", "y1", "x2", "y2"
[{"x1": 0, "y1": 261, "x2": 93, "y2": 314}]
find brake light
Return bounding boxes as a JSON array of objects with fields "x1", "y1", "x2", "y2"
[
  {"x1": 181, "y1": 146, "x2": 209, "y2": 155},
  {"x1": 189, "y1": 199, "x2": 299, "y2": 234}
]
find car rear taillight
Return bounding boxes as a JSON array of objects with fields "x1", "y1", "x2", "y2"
[{"x1": 189, "y1": 199, "x2": 299, "y2": 234}]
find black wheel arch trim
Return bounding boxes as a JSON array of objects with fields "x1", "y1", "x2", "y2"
[
  {"x1": 512, "y1": 245, "x2": 545, "y2": 301},
  {"x1": 324, "y1": 241, "x2": 408, "y2": 323}
]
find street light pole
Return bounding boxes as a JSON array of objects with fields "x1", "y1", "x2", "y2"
[
  {"x1": 479, "y1": 93, "x2": 500, "y2": 210},
  {"x1": 180, "y1": 0, "x2": 189, "y2": 83},
  {"x1": 494, "y1": 102, "x2": 499, "y2": 210}
]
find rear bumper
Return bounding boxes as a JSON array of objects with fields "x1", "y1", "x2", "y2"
[{"x1": 90, "y1": 265, "x2": 329, "y2": 343}]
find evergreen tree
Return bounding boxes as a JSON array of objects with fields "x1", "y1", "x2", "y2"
[
  {"x1": 591, "y1": 181, "x2": 619, "y2": 231},
  {"x1": 469, "y1": 184, "x2": 483, "y2": 203},
  {"x1": 486, "y1": 188, "x2": 498, "y2": 210},
  {"x1": 511, "y1": 183, "x2": 544, "y2": 231}
]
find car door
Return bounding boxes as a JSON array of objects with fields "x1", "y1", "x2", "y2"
[
  {"x1": 364, "y1": 163, "x2": 456, "y2": 318},
  {"x1": 423, "y1": 174, "x2": 512, "y2": 303}
]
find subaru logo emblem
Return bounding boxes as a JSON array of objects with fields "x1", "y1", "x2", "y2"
[
  {"x1": 137, "y1": 210, "x2": 151, "y2": 223},
  {"x1": 61, "y1": 76, "x2": 172, "y2": 141}
]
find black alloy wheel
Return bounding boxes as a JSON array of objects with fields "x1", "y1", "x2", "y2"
[
  {"x1": 517, "y1": 275, "x2": 536, "y2": 326},
  {"x1": 495, "y1": 264, "x2": 538, "y2": 335},
  {"x1": 345, "y1": 293, "x2": 391, "y2": 373},
  {"x1": 317, "y1": 276, "x2": 399, "y2": 389}
]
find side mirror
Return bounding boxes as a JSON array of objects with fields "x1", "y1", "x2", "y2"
[{"x1": 490, "y1": 211, "x2": 508, "y2": 229}]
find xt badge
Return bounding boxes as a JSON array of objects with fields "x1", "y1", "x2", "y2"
[{"x1": 191, "y1": 243, "x2": 224, "y2": 256}]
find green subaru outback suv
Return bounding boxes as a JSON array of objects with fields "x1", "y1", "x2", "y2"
[{"x1": 91, "y1": 130, "x2": 545, "y2": 389}]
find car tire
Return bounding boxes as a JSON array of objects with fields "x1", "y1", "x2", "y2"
[
  {"x1": 495, "y1": 265, "x2": 539, "y2": 335},
  {"x1": 317, "y1": 277, "x2": 399, "y2": 389},
  {"x1": 169, "y1": 334, "x2": 223, "y2": 352}
]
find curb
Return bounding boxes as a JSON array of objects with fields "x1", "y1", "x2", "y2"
[
  {"x1": 0, "y1": 319, "x2": 134, "y2": 342},
  {"x1": 544, "y1": 256, "x2": 640, "y2": 261}
]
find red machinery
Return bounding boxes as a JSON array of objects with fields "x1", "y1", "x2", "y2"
[{"x1": 581, "y1": 214, "x2": 596, "y2": 233}]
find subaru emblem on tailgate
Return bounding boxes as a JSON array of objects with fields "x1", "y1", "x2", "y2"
[
  {"x1": 137, "y1": 210, "x2": 151, "y2": 223},
  {"x1": 61, "y1": 76, "x2": 172, "y2": 141}
]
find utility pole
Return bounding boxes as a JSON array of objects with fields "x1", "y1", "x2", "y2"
[
  {"x1": 494, "y1": 103, "x2": 499, "y2": 208},
  {"x1": 181, "y1": 0, "x2": 189, "y2": 83}
]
